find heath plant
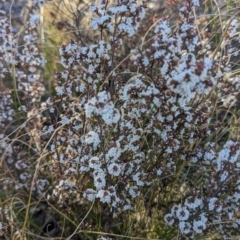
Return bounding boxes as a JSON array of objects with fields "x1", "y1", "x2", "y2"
[{"x1": 1, "y1": 0, "x2": 240, "y2": 239}]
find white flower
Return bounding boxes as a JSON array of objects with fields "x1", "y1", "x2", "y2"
[
  {"x1": 85, "y1": 91, "x2": 120, "y2": 124},
  {"x1": 179, "y1": 221, "x2": 191, "y2": 234},
  {"x1": 193, "y1": 219, "x2": 206, "y2": 233},
  {"x1": 164, "y1": 213, "x2": 175, "y2": 226},
  {"x1": 90, "y1": 19, "x2": 99, "y2": 30},
  {"x1": 93, "y1": 168, "x2": 106, "y2": 190},
  {"x1": 102, "y1": 107, "x2": 120, "y2": 124},
  {"x1": 128, "y1": 186, "x2": 140, "y2": 198},
  {"x1": 142, "y1": 57, "x2": 149, "y2": 67},
  {"x1": 192, "y1": 0, "x2": 200, "y2": 7},
  {"x1": 106, "y1": 145, "x2": 122, "y2": 162},
  {"x1": 208, "y1": 197, "x2": 222, "y2": 212},
  {"x1": 60, "y1": 116, "x2": 70, "y2": 125},
  {"x1": 184, "y1": 196, "x2": 203, "y2": 210},
  {"x1": 89, "y1": 157, "x2": 101, "y2": 170},
  {"x1": 220, "y1": 171, "x2": 229, "y2": 182},
  {"x1": 80, "y1": 165, "x2": 89, "y2": 172},
  {"x1": 132, "y1": 172, "x2": 145, "y2": 186},
  {"x1": 123, "y1": 162, "x2": 133, "y2": 175},
  {"x1": 85, "y1": 131, "x2": 100, "y2": 150},
  {"x1": 49, "y1": 107, "x2": 55, "y2": 113},
  {"x1": 229, "y1": 19, "x2": 238, "y2": 37},
  {"x1": 199, "y1": 213, "x2": 208, "y2": 223},
  {"x1": 96, "y1": 190, "x2": 112, "y2": 203},
  {"x1": 216, "y1": 141, "x2": 240, "y2": 170},
  {"x1": 181, "y1": 22, "x2": 191, "y2": 32},
  {"x1": 176, "y1": 207, "x2": 190, "y2": 221},
  {"x1": 157, "y1": 169, "x2": 162, "y2": 176},
  {"x1": 108, "y1": 163, "x2": 122, "y2": 177},
  {"x1": 56, "y1": 86, "x2": 64, "y2": 96},
  {"x1": 83, "y1": 189, "x2": 97, "y2": 201},
  {"x1": 29, "y1": 14, "x2": 40, "y2": 25}
]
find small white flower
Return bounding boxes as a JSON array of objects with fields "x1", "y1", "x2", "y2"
[
  {"x1": 85, "y1": 131, "x2": 100, "y2": 150},
  {"x1": 56, "y1": 86, "x2": 64, "y2": 96},
  {"x1": 200, "y1": 213, "x2": 208, "y2": 223},
  {"x1": 164, "y1": 213, "x2": 175, "y2": 226},
  {"x1": 89, "y1": 157, "x2": 101, "y2": 170},
  {"x1": 208, "y1": 198, "x2": 222, "y2": 212},
  {"x1": 49, "y1": 107, "x2": 55, "y2": 113},
  {"x1": 96, "y1": 190, "x2": 111, "y2": 203},
  {"x1": 192, "y1": 0, "x2": 200, "y2": 7},
  {"x1": 185, "y1": 196, "x2": 203, "y2": 210},
  {"x1": 193, "y1": 219, "x2": 206, "y2": 233},
  {"x1": 128, "y1": 186, "x2": 140, "y2": 198},
  {"x1": 176, "y1": 207, "x2": 190, "y2": 221},
  {"x1": 93, "y1": 169, "x2": 106, "y2": 190},
  {"x1": 90, "y1": 19, "x2": 99, "y2": 30},
  {"x1": 108, "y1": 162, "x2": 122, "y2": 177},
  {"x1": 29, "y1": 14, "x2": 40, "y2": 25},
  {"x1": 132, "y1": 172, "x2": 145, "y2": 186},
  {"x1": 179, "y1": 221, "x2": 191, "y2": 234},
  {"x1": 83, "y1": 189, "x2": 97, "y2": 201},
  {"x1": 142, "y1": 56, "x2": 149, "y2": 67},
  {"x1": 60, "y1": 116, "x2": 69, "y2": 125},
  {"x1": 157, "y1": 169, "x2": 162, "y2": 176},
  {"x1": 220, "y1": 171, "x2": 229, "y2": 182},
  {"x1": 106, "y1": 145, "x2": 122, "y2": 162}
]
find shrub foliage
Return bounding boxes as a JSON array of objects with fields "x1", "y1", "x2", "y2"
[{"x1": 1, "y1": 0, "x2": 240, "y2": 239}]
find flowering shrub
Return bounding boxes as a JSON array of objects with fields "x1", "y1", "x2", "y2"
[{"x1": 1, "y1": 0, "x2": 240, "y2": 239}]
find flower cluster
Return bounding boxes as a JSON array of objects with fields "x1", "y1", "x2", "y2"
[
  {"x1": 85, "y1": 91, "x2": 120, "y2": 125},
  {"x1": 0, "y1": 1, "x2": 47, "y2": 196},
  {"x1": 90, "y1": 0, "x2": 147, "y2": 36},
  {"x1": 39, "y1": 0, "x2": 240, "y2": 238},
  {"x1": 164, "y1": 140, "x2": 240, "y2": 237}
]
